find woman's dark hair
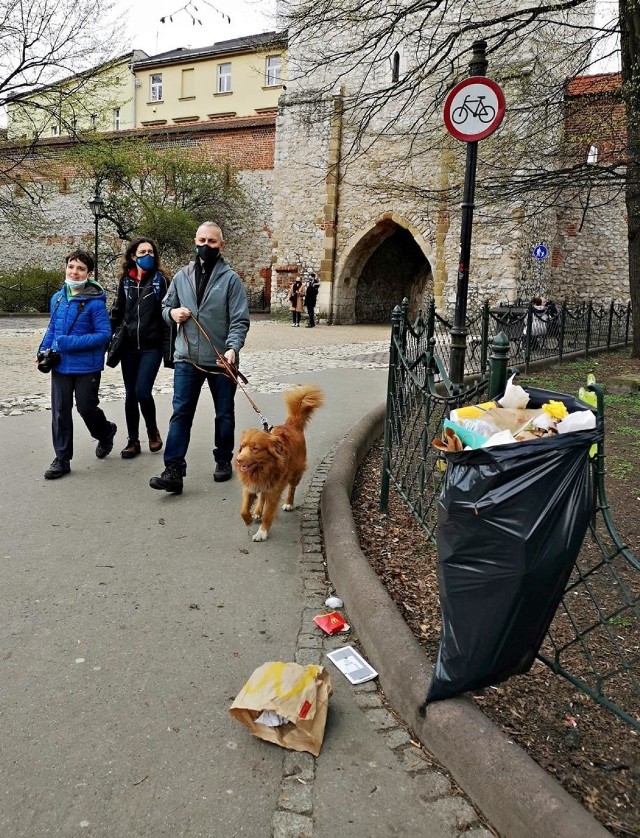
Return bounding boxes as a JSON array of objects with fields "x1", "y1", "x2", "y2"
[
  {"x1": 66, "y1": 249, "x2": 94, "y2": 273},
  {"x1": 120, "y1": 238, "x2": 169, "y2": 277},
  {"x1": 531, "y1": 296, "x2": 543, "y2": 306}
]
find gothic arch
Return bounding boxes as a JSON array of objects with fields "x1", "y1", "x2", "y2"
[{"x1": 333, "y1": 213, "x2": 433, "y2": 324}]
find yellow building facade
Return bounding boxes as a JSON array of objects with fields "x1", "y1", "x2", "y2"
[
  {"x1": 132, "y1": 32, "x2": 286, "y2": 128},
  {"x1": 6, "y1": 52, "x2": 147, "y2": 141}
]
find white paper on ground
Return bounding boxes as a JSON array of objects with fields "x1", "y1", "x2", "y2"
[{"x1": 326, "y1": 646, "x2": 378, "y2": 684}]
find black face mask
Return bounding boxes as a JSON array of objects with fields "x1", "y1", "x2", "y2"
[{"x1": 196, "y1": 244, "x2": 220, "y2": 269}]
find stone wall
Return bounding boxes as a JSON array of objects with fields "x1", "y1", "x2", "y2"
[
  {"x1": 0, "y1": 118, "x2": 276, "y2": 302},
  {"x1": 272, "y1": 0, "x2": 630, "y2": 320}
]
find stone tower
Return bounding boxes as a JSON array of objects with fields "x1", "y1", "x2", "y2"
[{"x1": 271, "y1": 0, "x2": 630, "y2": 323}]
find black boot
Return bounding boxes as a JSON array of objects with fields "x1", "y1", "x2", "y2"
[{"x1": 149, "y1": 465, "x2": 183, "y2": 494}]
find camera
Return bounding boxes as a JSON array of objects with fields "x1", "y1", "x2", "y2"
[{"x1": 37, "y1": 348, "x2": 61, "y2": 373}]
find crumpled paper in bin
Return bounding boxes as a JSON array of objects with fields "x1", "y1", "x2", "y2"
[{"x1": 229, "y1": 662, "x2": 332, "y2": 756}]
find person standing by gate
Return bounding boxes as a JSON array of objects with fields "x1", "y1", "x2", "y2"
[
  {"x1": 110, "y1": 238, "x2": 171, "y2": 459},
  {"x1": 304, "y1": 273, "x2": 320, "y2": 328},
  {"x1": 149, "y1": 221, "x2": 250, "y2": 495},
  {"x1": 38, "y1": 250, "x2": 116, "y2": 480},
  {"x1": 289, "y1": 276, "x2": 304, "y2": 327}
]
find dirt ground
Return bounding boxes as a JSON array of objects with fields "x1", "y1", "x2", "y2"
[{"x1": 352, "y1": 349, "x2": 640, "y2": 837}]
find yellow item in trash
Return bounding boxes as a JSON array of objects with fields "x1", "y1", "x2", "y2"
[{"x1": 449, "y1": 401, "x2": 497, "y2": 423}]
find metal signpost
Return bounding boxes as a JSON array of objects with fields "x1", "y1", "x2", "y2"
[{"x1": 444, "y1": 42, "x2": 506, "y2": 385}]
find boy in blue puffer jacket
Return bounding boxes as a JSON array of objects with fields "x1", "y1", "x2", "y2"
[{"x1": 37, "y1": 250, "x2": 117, "y2": 480}]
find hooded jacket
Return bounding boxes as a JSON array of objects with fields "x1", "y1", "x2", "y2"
[
  {"x1": 162, "y1": 256, "x2": 249, "y2": 367},
  {"x1": 39, "y1": 281, "x2": 111, "y2": 375},
  {"x1": 110, "y1": 270, "x2": 169, "y2": 351}
]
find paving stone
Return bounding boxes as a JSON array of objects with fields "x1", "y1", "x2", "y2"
[
  {"x1": 296, "y1": 648, "x2": 323, "y2": 665},
  {"x1": 427, "y1": 796, "x2": 477, "y2": 830},
  {"x1": 352, "y1": 690, "x2": 383, "y2": 709},
  {"x1": 416, "y1": 770, "x2": 452, "y2": 800},
  {"x1": 458, "y1": 828, "x2": 494, "y2": 838},
  {"x1": 399, "y1": 747, "x2": 432, "y2": 773},
  {"x1": 353, "y1": 680, "x2": 378, "y2": 693},
  {"x1": 383, "y1": 727, "x2": 413, "y2": 750},
  {"x1": 277, "y1": 778, "x2": 313, "y2": 815},
  {"x1": 364, "y1": 708, "x2": 398, "y2": 731},
  {"x1": 297, "y1": 633, "x2": 324, "y2": 649},
  {"x1": 272, "y1": 810, "x2": 313, "y2": 838},
  {"x1": 283, "y1": 751, "x2": 315, "y2": 781}
]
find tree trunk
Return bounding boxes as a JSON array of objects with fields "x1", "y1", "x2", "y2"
[{"x1": 620, "y1": 0, "x2": 640, "y2": 357}]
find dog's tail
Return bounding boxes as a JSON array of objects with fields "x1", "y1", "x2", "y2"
[{"x1": 284, "y1": 384, "x2": 324, "y2": 430}]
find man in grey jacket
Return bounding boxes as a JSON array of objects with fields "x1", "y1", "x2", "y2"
[{"x1": 150, "y1": 222, "x2": 250, "y2": 494}]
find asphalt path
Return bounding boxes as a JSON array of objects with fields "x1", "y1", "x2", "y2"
[{"x1": 1, "y1": 361, "x2": 392, "y2": 837}]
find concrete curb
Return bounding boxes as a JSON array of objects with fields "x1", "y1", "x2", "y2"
[{"x1": 320, "y1": 403, "x2": 613, "y2": 838}]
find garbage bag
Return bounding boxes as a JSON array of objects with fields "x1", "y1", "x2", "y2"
[{"x1": 426, "y1": 387, "x2": 603, "y2": 703}]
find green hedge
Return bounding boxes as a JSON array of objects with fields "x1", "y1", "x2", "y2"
[{"x1": 0, "y1": 267, "x2": 62, "y2": 313}]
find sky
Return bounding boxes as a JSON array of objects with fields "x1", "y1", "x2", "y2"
[{"x1": 120, "y1": 0, "x2": 278, "y2": 56}]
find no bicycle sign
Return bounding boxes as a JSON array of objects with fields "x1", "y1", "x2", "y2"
[{"x1": 444, "y1": 77, "x2": 506, "y2": 142}]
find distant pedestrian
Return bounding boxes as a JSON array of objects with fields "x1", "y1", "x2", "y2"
[
  {"x1": 304, "y1": 273, "x2": 320, "y2": 328},
  {"x1": 523, "y1": 296, "x2": 548, "y2": 349},
  {"x1": 544, "y1": 298, "x2": 559, "y2": 339},
  {"x1": 289, "y1": 277, "x2": 304, "y2": 327},
  {"x1": 38, "y1": 250, "x2": 116, "y2": 480},
  {"x1": 110, "y1": 238, "x2": 171, "y2": 459}
]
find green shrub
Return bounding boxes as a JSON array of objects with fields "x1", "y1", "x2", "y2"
[{"x1": 0, "y1": 267, "x2": 62, "y2": 313}]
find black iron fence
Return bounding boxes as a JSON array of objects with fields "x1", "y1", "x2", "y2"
[
  {"x1": 427, "y1": 299, "x2": 632, "y2": 376},
  {"x1": 380, "y1": 298, "x2": 639, "y2": 729},
  {"x1": 0, "y1": 282, "x2": 58, "y2": 313}
]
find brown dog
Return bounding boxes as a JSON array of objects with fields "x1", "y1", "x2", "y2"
[{"x1": 236, "y1": 384, "x2": 324, "y2": 541}]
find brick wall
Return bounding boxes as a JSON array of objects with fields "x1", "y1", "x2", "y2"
[{"x1": 0, "y1": 117, "x2": 276, "y2": 296}]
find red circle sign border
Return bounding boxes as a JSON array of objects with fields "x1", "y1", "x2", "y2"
[{"x1": 443, "y1": 76, "x2": 506, "y2": 142}]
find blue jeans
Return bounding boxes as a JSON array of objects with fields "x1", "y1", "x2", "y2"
[
  {"x1": 163, "y1": 361, "x2": 237, "y2": 475},
  {"x1": 120, "y1": 347, "x2": 163, "y2": 440}
]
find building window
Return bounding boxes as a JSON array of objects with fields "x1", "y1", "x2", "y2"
[
  {"x1": 50, "y1": 124, "x2": 60, "y2": 137},
  {"x1": 90, "y1": 113, "x2": 98, "y2": 129},
  {"x1": 113, "y1": 107, "x2": 121, "y2": 130},
  {"x1": 265, "y1": 55, "x2": 282, "y2": 87},
  {"x1": 181, "y1": 68, "x2": 195, "y2": 98},
  {"x1": 217, "y1": 62, "x2": 232, "y2": 93},
  {"x1": 150, "y1": 73, "x2": 163, "y2": 101},
  {"x1": 391, "y1": 52, "x2": 400, "y2": 83}
]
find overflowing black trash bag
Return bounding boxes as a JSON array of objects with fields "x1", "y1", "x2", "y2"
[{"x1": 425, "y1": 387, "x2": 603, "y2": 703}]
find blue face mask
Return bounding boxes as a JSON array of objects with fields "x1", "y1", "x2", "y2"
[
  {"x1": 136, "y1": 254, "x2": 155, "y2": 271},
  {"x1": 65, "y1": 278, "x2": 87, "y2": 290}
]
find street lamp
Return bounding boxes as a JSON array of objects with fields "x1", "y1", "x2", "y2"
[{"x1": 88, "y1": 189, "x2": 104, "y2": 282}]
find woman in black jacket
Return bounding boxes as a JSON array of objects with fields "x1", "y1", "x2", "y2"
[{"x1": 110, "y1": 238, "x2": 171, "y2": 459}]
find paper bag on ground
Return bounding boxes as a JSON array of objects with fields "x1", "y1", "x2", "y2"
[{"x1": 229, "y1": 662, "x2": 332, "y2": 756}]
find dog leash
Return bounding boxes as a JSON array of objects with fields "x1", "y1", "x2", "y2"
[{"x1": 182, "y1": 314, "x2": 271, "y2": 432}]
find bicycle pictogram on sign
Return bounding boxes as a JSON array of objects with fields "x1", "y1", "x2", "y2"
[
  {"x1": 451, "y1": 95, "x2": 496, "y2": 125},
  {"x1": 443, "y1": 77, "x2": 506, "y2": 143}
]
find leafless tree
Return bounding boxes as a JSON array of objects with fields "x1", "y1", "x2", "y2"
[
  {"x1": 0, "y1": 0, "x2": 118, "y2": 219},
  {"x1": 279, "y1": 0, "x2": 639, "y2": 355}
]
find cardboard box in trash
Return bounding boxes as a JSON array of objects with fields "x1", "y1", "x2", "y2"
[{"x1": 229, "y1": 662, "x2": 332, "y2": 756}]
